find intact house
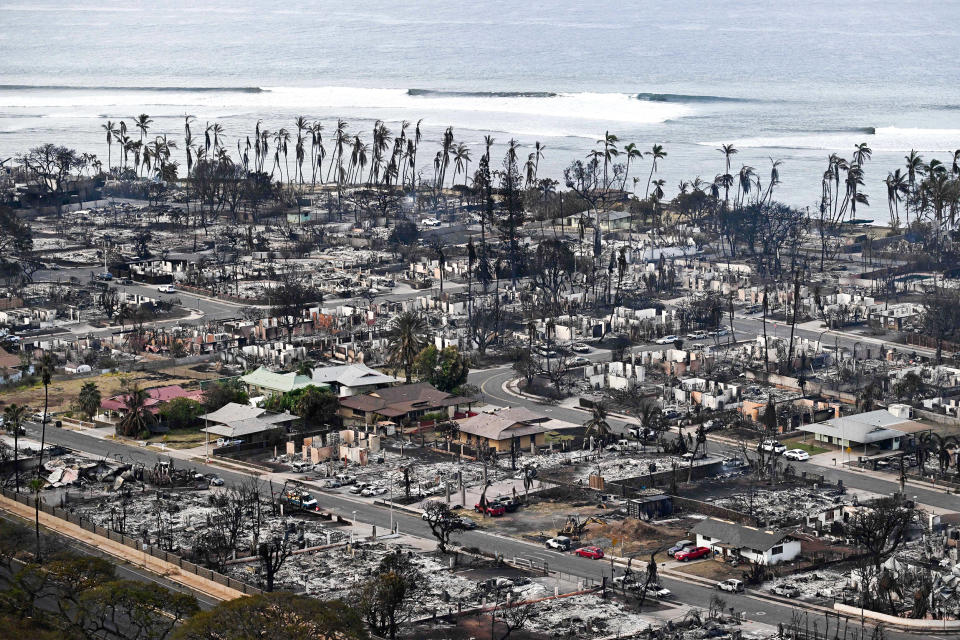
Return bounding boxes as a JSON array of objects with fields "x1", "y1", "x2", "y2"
[
  {"x1": 200, "y1": 402, "x2": 299, "y2": 447},
  {"x1": 692, "y1": 518, "x2": 801, "y2": 565},
  {"x1": 797, "y1": 408, "x2": 931, "y2": 452},
  {"x1": 100, "y1": 385, "x2": 205, "y2": 431},
  {"x1": 453, "y1": 406, "x2": 579, "y2": 453},
  {"x1": 308, "y1": 363, "x2": 398, "y2": 397},
  {"x1": 240, "y1": 366, "x2": 317, "y2": 398},
  {"x1": 338, "y1": 382, "x2": 475, "y2": 429}
]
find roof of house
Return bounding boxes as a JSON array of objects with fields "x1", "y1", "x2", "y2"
[
  {"x1": 0, "y1": 347, "x2": 20, "y2": 370},
  {"x1": 799, "y1": 409, "x2": 911, "y2": 444},
  {"x1": 456, "y1": 407, "x2": 578, "y2": 441},
  {"x1": 692, "y1": 518, "x2": 792, "y2": 551},
  {"x1": 339, "y1": 383, "x2": 473, "y2": 418},
  {"x1": 101, "y1": 385, "x2": 205, "y2": 414},
  {"x1": 240, "y1": 366, "x2": 315, "y2": 393},
  {"x1": 200, "y1": 402, "x2": 297, "y2": 438},
  {"x1": 309, "y1": 363, "x2": 397, "y2": 389}
]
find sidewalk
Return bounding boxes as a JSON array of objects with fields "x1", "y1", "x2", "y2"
[{"x1": 0, "y1": 491, "x2": 244, "y2": 602}]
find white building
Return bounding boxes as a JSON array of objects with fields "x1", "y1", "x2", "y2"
[{"x1": 692, "y1": 518, "x2": 801, "y2": 565}]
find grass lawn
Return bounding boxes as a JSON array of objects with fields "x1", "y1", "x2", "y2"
[
  {"x1": 671, "y1": 557, "x2": 742, "y2": 581},
  {"x1": 782, "y1": 438, "x2": 830, "y2": 455},
  {"x1": 146, "y1": 428, "x2": 207, "y2": 449}
]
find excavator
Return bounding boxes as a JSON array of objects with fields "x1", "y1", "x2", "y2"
[{"x1": 556, "y1": 515, "x2": 607, "y2": 541}]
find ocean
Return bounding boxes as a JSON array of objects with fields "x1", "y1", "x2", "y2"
[{"x1": 1, "y1": 0, "x2": 959, "y2": 218}]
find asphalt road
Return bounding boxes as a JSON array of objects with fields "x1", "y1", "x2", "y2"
[{"x1": 19, "y1": 418, "x2": 925, "y2": 637}]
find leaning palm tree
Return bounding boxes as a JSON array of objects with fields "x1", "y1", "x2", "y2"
[
  {"x1": 583, "y1": 402, "x2": 612, "y2": 447},
  {"x1": 621, "y1": 142, "x2": 642, "y2": 191},
  {"x1": 645, "y1": 144, "x2": 667, "y2": 200},
  {"x1": 385, "y1": 311, "x2": 429, "y2": 383},
  {"x1": 3, "y1": 403, "x2": 26, "y2": 493},
  {"x1": 134, "y1": 113, "x2": 153, "y2": 145}
]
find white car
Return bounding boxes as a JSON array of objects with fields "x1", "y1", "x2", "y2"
[
  {"x1": 655, "y1": 335, "x2": 679, "y2": 345},
  {"x1": 571, "y1": 343, "x2": 591, "y2": 353},
  {"x1": 421, "y1": 217, "x2": 441, "y2": 227},
  {"x1": 717, "y1": 579, "x2": 744, "y2": 593},
  {"x1": 570, "y1": 356, "x2": 590, "y2": 366},
  {"x1": 783, "y1": 449, "x2": 811, "y2": 461},
  {"x1": 760, "y1": 440, "x2": 787, "y2": 455},
  {"x1": 646, "y1": 584, "x2": 672, "y2": 598},
  {"x1": 158, "y1": 284, "x2": 176, "y2": 293}
]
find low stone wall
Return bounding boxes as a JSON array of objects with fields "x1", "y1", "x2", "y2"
[{"x1": 834, "y1": 602, "x2": 960, "y2": 631}]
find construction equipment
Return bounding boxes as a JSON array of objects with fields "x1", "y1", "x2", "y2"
[{"x1": 556, "y1": 515, "x2": 608, "y2": 540}]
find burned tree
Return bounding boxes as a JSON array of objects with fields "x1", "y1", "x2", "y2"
[
  {"x1": 845, "y1": 497, "x2": 917, "y2": 573},
  {"x1": 258, "y1": 535, "x2": 292, "y2": 593},
  {"x1": 353, "y1": 551, "x2": 421, "y2": 640},
  {"x1": 421, "y1": 500, "x2": 465, "y2": 553}
]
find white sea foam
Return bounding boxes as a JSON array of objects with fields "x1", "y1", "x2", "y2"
[
  {"x1": 701, "y1": 127, "x2": 960, "y2": 153},
  {"x1": 0, "y1": 85, "x2": 690, "y2": 128}
]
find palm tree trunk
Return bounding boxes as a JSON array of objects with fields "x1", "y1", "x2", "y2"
[{"x1": 35, "y1": 381, "x2": 49, "y2": 562}]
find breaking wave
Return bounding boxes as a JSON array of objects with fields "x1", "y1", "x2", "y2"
[
  {"x1": 0, "y1": 84, "x2": 266, "y2": 93},
  {"x1": 408, "y1": 89, "x2": 557, "y2": 98},
  {"x1": 635, "y1": 92, "x2": 755, "y2": 103}
]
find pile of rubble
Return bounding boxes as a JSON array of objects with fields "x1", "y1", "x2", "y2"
[{"x1": 712, "y1": 486, "x2": 847, "y2": 527}]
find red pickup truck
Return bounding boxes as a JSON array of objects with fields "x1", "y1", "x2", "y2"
[
  {"x1": 675, "y1": 546, "x2": 711, "y2": 562},
  {"x1": 475, "y1": 502, "x2": 506, "y2": 516}
]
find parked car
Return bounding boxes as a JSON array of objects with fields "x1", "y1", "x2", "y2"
[
  {"x1": 703, "y1": 419, "x2": 723, "y2": 432},
  {"x1": 458, "y1": 517, "x2": 478, "y2": 530},
  {"x1": 157, "y1": 284, "x2": 176, "y2": 293},
  {"x1": 760, "y1": 440, "x2": 787, "y2": 455},
  {"x1": 279, "y1": 489, "x2": 319, "y2": 512},
  {"x1": 773, "y1": 583, "x2": 801, "y2": 597},
  {"x1": 31, "y1": 411, "x2": 51, "y2": 423},
  {"x1": 675, "y1": 546, "x2": 711, "y2": 561},
  {"x1": 687, "y1": 330, "x2": 708, "y2": 339},
  {"x1": 570, "y1": 356, "x2": 590, "y2": 367},
  {"x1": 681, "y1": 451, "x2": 706, "y2": 461},
  {"x1": 783, "y1": 449, "x2": 811, "y2": 461},
  {"x1": 545, "y1": 536, "x2": 572, "y2": 551},
  {"x1": 575, "y1": 546, "x2": 605, "y2": 559},
  {"x1": 493, "y1": 496, "x2": 521, "y2": 512},
  {"x1": 646, "y1": 584, "x2": 672, "y2": 598},
  {"x1": 667, "y1": 540, "x2": 695, "y2": 557},
  {"x1": 322, "y1": 478, "x2": 342, "y2": 488},
  {"x1": 717, "y1": 579, "x2": 744, "y2": 593},
  {"x1": 94, "y1": 272, "x2": 112, "y2": 281},
  {"x1": 571, "y1": 343, "x2": 591, "y2": 353},
  {"x1": 654, "y1": 335, "x2": 679, "y2": 345},
  {"x1": 475, "y1": 502, "x2": 506, "y2": 517}
]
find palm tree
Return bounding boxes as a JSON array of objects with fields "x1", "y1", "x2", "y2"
[
  {"x1": 621, "y1": 142, "x2": 642, "y2": 191},
  {"x1": 717, "y1": 144, "x2": 738, "y2": 207},
  {"x1": 309, "y1": 121, "x2": 324, "y2": 187},
  {"x1": 583, "y1": 402, "x2": 612, "y2": 447},
  {"x1": 134, "y1": 113, "x2": 152, "y2": 145},
  {"x1": 116, "y1": 382, "x2": 157, "y2": 438},
  {"x1": 852, "y1": 141, "x2": 872, "y2": 168},
  {"x1": 645, "y1": 144, "x2": 667, "y2": 200},
  {"x1": 33, "y1": 352, "x2": 53, "y2": 563},
  {"x1": 597, "y1": 131, "x2": 619, "y2": 191},
  {"x1": 885, "y1": 169, "x2": 908, "y2": 229},
  {"x1": 3, "y1": 403, "x2": 26, "y2": 493},
  {"x1": 763, "y1": 158, "x2": 783, "y2": 203},
  {"x1": 533, "y1": 141, "x2": 545, "y2": 182},
  {"x1": 102, "y1": 120, "x2": 117, "y2": 173},
  {"x1": 385, "y1": 311, "x2": 429, "y2": 383},
  {"x1": 452, "y1": 143, "x2": 471, "y2": 187}
]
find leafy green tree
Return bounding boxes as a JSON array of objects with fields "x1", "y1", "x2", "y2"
[
  {"x1": 385, "y1": 311, "x2": 429, "y2": 383},
  {"x1": 413, "y1": 345, "x2": 469, "y2": 393},
  {"x1": 158, "y1": 397, "x2": 205, "y2": 430},
  {"x1": 353, "y1": 552, "x2": 421, "y2": 640},
  {"x1": 262, "y1": 385, "x2": 339, "y2": 428},
  {"x1": 203, "y1": 378, "x2": 249, "y2": 412},
  {"x1": 75, "y1": 381, "x2": 101, "y2": 420},
  {"x1": 173, "y1": 593, "x2": 368, "y2": 640}
]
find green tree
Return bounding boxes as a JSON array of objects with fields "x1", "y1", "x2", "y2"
[
  {"x1": 173, "y1": 593, "x2": 367, "y2": 640},
  {"x1": 158, "y1": 397, "x2": 205, "y2": 430},
  {"x1": 3, "y1": 403, "x2": 26, "y2": 493},
  {"x1": 385, "y1": 311, "x2": 429, "y2": 383},
  {"x1": 353, "y1": 552, "x2": 420, "y2": 640},
  {"x1": 116, "y1": 382, "x2": 157, "y2": 438},
  {"x1": 75, "y1": 381, "x2": 101, "y2": 420},
  {"x1": 203, "y1": 378, "x2": 248, "y2": 412},
  {"x1": 413, "y1": 345, "x2": 469, "y2": 393},
  {"x1": 263, "y1": 385, "x2": 339, "y2": 428}
]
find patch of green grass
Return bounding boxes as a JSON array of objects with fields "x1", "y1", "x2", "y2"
[{"x1": 783, "y1": 438, "x2": 829, "y2": 455}]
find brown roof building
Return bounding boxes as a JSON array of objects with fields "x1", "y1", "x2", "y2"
[
  {"x1": 454, "y1": 406, "x2": 579, "y2": 452},
  {"x1": 338, "y1": 383, "x2": 475, "y2": 426}
]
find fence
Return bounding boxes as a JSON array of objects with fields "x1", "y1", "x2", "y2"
[{"x1": 1, "y1": 487, "x2": 262, "y2": 596}]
